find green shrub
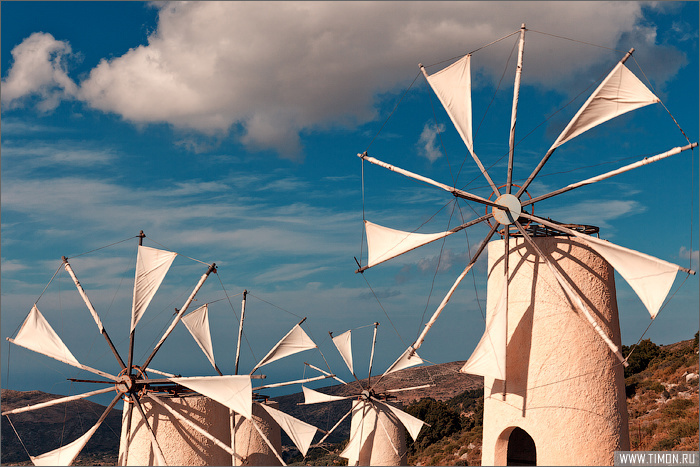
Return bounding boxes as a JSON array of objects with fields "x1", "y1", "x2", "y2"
[
  {"x1": 622, "y1": 339, "x2": 661, "y2": 378},
  {"x1": 663, "y1": 398, "x2": 693, "y2": 417}
]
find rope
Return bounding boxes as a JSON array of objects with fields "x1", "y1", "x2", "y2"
[
  {"x1": 66, "y1": 234, "x2": 137, "y2": 259},
  {"x1": 527, "y1": 29, "x2": 625, "y2": 53},
  {"x1": 358, "y1": 273, "x2": 407, "y2": 348},
  {"x1": 363, "y1": 71, "x2": 423, "y2": 154},
  {"x1": 6, "y1": 415, "x2": 32, "y2": 460}
]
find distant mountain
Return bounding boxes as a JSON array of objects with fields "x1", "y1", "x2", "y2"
[{"x1": 1, "y1": 389, "x2": 122, "y2": 465}]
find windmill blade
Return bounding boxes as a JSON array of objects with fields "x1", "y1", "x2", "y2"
[
  {"x1": 305, "y1": 362, "x2": 347, "y2": 385},
  {"x1": 169, "y1": 375, "x2": 252, "y2": 420},
  {"x1": 314, "y1": 406, "x2": 354, "y2": 445},
  {"x1": 359, "y1": 214, "x2": 492, "y2": 273},
  {"x1": 253, "y1": 373, "x2": 334, "y2": 391},
  {"x1": 461, "y1": 261, "x2": 508, "y2": 381},
  {"x1": 62, "y1": 258, "x2": 126, "y2": 370},
  {"x1": 146, "y1": 393, "x2": 244, "y2": 463},
  {"x1": 251, "y1": 419, "x2": 287, "y2": 466},
  {"x1": 340, "y1": 401, "x2": 377, "y2": 464},
  {"x1": 331, "y1": 330, "x2": 355, "y2": 375},
  {"x1": 132, "y1": 395, "x2": 168, "y2": 466},
  {"x1": 118, "y1": 402, "x2": 134, "y2": 466},
  {"x1": 382, "y1": 345, "x2": 424, "y2": 377},
  {"x1": 358, "y1": 153, "x2": 501, "y2": 209},
  {"x1": 550, "y1": 59, "x2": 659, "y2": 151},
  {"x1": 513, "y1": 220, "x2": 627, "y2": 366},
  {"x1": 250, "y1": 319, "x2": 317, "y2": 375},
  {"x1": 300, "y1": 386, "x2": 354, "y2": 405},
  {"x1": 257, "y1": 402, "x2": 317, "y2": 457},
  {"x1": 28, "y1": 392, "x2": 121, "y2": 466},
  {"x1": 522, "y1": 142, "x2": 698, "y2": 207},
  {"x1": 420, "y1": 54, "x2": 501, "y2": 195},
  {"x1": 522, "y1": 213, "x2": 692, "y2": 318},
  {"x1": 372, "y1": 398, "x2": 426, "y2": 441},
  {"x1": 8, "y1": 305, "x2": 117, "y2": 382},
  {"x1": 386, "y1": 384, "x2": 433, "y2": 394},
  {"x1": 141, "y1": 262, "x2": 217, "y2": 371},
  {"x1": 2, "y1": 387, "x2": 114, "y2": 416},
  {"x1": 131, "y1": 245, "x2": 178, "y2": 332},
  {"x1": 408, "y1": 221, "x2": 499, "y2": 353},
  {"x1": 181, "y1": 304, "x2": 219, "y2": 372},
  {"x1": 516, "y1": 49, "x2": 656, "y2": 198},
  {"x1": 375, "y1": 414, "x2": 400, "y2": 457}
]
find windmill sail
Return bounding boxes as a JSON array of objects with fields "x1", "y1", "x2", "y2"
[
  {"x1": 550, "y1": 62, "x2": 659, "y2": 150},
  {"x1": 131, "y1": 245, "x2": 177, "y2": 332},
  {"x1": 373, "y1": 399, "x2": 425, "y2": 441},
  {"x1": 250, "y1": 322, "x2": 316, "y2": 373},
  {"x1": 301, "y1": 386, "x2": 352, "y2": 405},
  {"x1": 523, "y1": 213, "x2": 683, "y2": 319},
  {"x1": 340, "y1": 401, "x2": 376, "y2": 464},
  {"x1": 30, "y1": 422, "x2": 101, "y2": 466},
  {"x1": 331, "y1": 330, "x2": 354, "y2": 374},
  {"x1": 12, "y1": 305, "x2": 80, "y2": 367},
  {"x1": 181, "y1": 304, "x2": 217, "y2": 368},
  {"x1": 461, "y1": 280, "x2": 507, "y2": 380},
  {"x1": 258, "y1": 403, "x2": 317, "y2": 457},
  {"x1": 365, "y1": 220, "x2": 452, "y2": 269},
  {"x1": 422, "y1": 54, "x2": 474, "y2": 153},
  {"x1": 169, "y1": 375, "x2": 252, "y2": 420},
  {"x1": 383, "y1": 345, "x2": 424, "y2": 376}
]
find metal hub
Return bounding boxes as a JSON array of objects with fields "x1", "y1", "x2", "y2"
[
  {"x1": 116, "y1": 366, "x2": 146, "y2": 397},
  {"x1": 492, "y1": 193, "x2": 522, "y2": 225}
]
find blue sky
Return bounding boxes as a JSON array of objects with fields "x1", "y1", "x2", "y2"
[{"x1": 2, "y1": 1, "x2": 698, "y2": 404}]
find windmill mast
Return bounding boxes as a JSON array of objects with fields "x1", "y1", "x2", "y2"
[{"x1": 235, "y1": 289, "x2": 248, "y2": 375}]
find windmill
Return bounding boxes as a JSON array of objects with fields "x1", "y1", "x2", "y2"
[
  {"x1": 3, "y1": 232, "x2": 327, "y2": 466},
  {"x1": 354, "y1": 24, "x2": 697, "y2": 465},
  {"x1": 302, "y1": 322, "x2": 431, "y2": 466}
]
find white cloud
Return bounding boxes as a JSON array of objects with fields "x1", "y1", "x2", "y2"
[
  {"x1": 4, "y1": 2, "x2": 687, "y2": 159},
  {"x1": 417, "y1": 122, "x2": 446, "y2": 162},
  {"x1": 1, "y1": 32, "x2": 78, "y2": 111},
  {"x1": 678, "y1": 246, "x2": 699, "y2": 269}
]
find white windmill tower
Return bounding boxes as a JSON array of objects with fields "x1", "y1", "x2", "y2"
[
  {"x1": 2, "y1": 231, "x2": 327, "y2": 466},
  {"x1": 302, "y1": 322, "x2": 431, "y2": 466},
  {"x1": 354, "y1": 24, "x2": 696, "y2": 466}
]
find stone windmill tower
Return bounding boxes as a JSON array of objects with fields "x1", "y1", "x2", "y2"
[{"x1": 355, "y1": 24, "x2": 696, "y2": 466}]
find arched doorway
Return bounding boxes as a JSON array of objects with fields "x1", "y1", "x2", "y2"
[{"x1": 507, "y1": 427, "x2": 536, "y2": 466}]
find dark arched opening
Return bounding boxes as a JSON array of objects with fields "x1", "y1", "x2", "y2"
[{"x1": 507, "y1": 427, "x2": 536, "y2": 466}]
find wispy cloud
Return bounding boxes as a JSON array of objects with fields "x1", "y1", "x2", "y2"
[{"x1": 417, "y1": 122, "x2": 446, "y2": 163}]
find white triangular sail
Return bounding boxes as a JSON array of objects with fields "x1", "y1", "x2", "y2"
[
  {"x1": 365, "y1": 220, "x2": 452, "y2": 269},
  {"x1": 13, "y1": 305, "x2": 80, "y2": 367},
  {"x1": 563, "y1": 231, "x2": 680, "y2": 319},
  {"x1": 383, "y1": 345, "x2": 424, "y2": 376},
  {"x1": 373, "y1": 399, "x2": 426, "y2": 441},
  {"x1": 131, "y1": 245, "x2": 177, "y2": 332},
  {"x1": 551, "y1": 62, "x2": 659, "y2": 149},
  {"x1": 332, "y1": 330, "x2": 354, "y2": 374},
  {"x1": 423, "y1": 54, "x2": 474, "y2": 154},
  {"x1": 301, "y1": 386, "x2": 352, "y2": 405},
  {"x1": 181, "y1": 304, "x2": 216, "y2": 368},
  {"x1": 340, "y1": 400, "x2": 377, "y2": 464},
  {"x1": 461, "y1": 281, "x2": 507, "y2": 380},
  {"x1": 251, "y1": 323, "x2": 317, "y2": 373},
  {"x1": 258, "y1": 403, "x2": 317, "y2": 457},
  {"x1": 169, "y1": 375, "x2": 252, "y2": 420},
  {"x1": 30, "y1": 422, "x2": 100, "y2": 466}
]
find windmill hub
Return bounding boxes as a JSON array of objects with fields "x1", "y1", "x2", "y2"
[
  {"x1": 492, "y1": 193, "x2": 522, "y2": 225},
  {"x1": 115, "y1": 374, "x2": 136, "y2": 395},
  {"x1": 360, "y1": 389, "x2": 374, "y2": 401}
]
